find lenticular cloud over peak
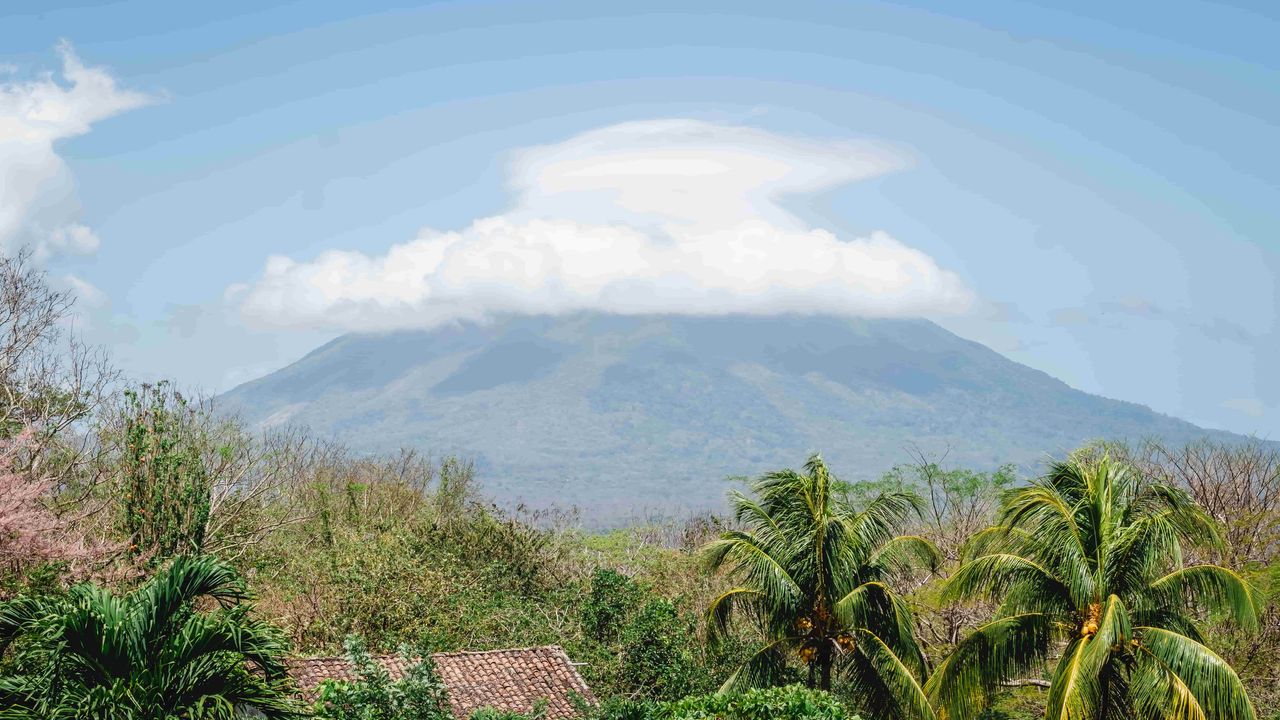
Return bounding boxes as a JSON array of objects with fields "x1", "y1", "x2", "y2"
[
  {"x1": 236, "y1": 120, "x2": 973, "y2": 331},
  {"x1": 507, "y1": 119, "x2": 907, "y2": 229}
]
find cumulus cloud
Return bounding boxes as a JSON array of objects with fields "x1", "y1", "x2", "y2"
[
  {"x1": 238, "y1": 120, "x2": 973, "y2": 330},
  {"x1": 0, "y1": 42, "x2": 151, "y2": 258}
]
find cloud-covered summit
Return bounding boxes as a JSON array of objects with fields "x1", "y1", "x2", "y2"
[{"x1": 236, "y1": 120, "x2": 972, "y2": 330}]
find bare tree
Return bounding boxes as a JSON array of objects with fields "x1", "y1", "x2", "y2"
[
  {"x1": 880, "y1": 445, "x2": 1016, "y2": 650},
  {"x1": 0, "y1": 250, "x2": 115, "y2": 481},
  {"x1": 202, "y1": 423, "x2": 324, "y2": 562},
  {"x1": 1125, "y1": 438, "x2": 1280, "y2": 566}
]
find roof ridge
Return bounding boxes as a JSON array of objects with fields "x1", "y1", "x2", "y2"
[
  {"x1": 290, "y1": 653, "x2": 413, "y2": 661},
  {"x1": 430, "y1": 644, "x2": 565, "y2": 658},
  {"x1": 291, "y1": 645, "x2": 566, "y2": 662}
]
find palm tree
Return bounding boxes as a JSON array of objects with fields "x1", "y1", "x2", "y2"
[
  {"x1": 0, "y1": 554, "x2": 299, "y2": 719},
  {"x1": 927, "y1": 455, "x2": 1260, "y2": 720},
  {"x1": 704, "y1": 454, "x2": 939, "y2": 720}
]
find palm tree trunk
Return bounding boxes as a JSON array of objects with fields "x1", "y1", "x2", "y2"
[{"x1": 819, "y1": 643, "x2": 833, "y2": 691}]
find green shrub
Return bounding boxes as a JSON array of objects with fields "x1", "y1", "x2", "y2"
[
  {"x1": 585, "y1": 685, "x2": 861, "y2": 720},
  {"x1": 582, "y1": 568, "x2": 643, "y2": 642},
  {"x1": 0, "y1": 555, "x2": 297, "y2": 718},
  {"x1": 618, "y1": 599, "x2": 698, "y2": 701},
  {"x1": 469, "y1": 699, "x2": 548, "y2": 720},
  {"x1": 314, "y1": 635, "x2": 451, "y2": 720}
]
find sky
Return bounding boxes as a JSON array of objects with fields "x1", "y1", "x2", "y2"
[{"x1": 1, "y1": 0, "x2": 1277, "y2": 437}]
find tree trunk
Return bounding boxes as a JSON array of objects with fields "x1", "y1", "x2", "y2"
[
  {"x1": 819, "y1": 643, "x2": 833, "y2": 691},
  {"x1": 807, "y1": 659, "x2": 816, "y2": 689}
]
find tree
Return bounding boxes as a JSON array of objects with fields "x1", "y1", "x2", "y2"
[
  {"x1": 0, "y1": 554, "x2": 298, "y2": 718},
  {"x1": 0, "y1": 429, "x2": 98, "y2": 584},
  {"x1": 105, "y1": 382, "x2": 319, "y2": 565},
  {"x1": 928, "y1": 455, "x2": 1260, "y2": 720},
  {"x1": 115, "y1": 382, "x2": 214, "y2": 561},
  {"x1": 703, "y1": 454, "x2": 938, "y2": 720},
  {"x1": 873, "y1": 451, "x2": 1019, "y2": 651},
  {"x1": 0, "y1": 249, "x2": 113, "y2": 473},
  {"x1": 583, "y1": 568, "x2": 643, "y2": 643},
  {"x1": 619, "y1": 599, "x2": 698, "y2": 701}
]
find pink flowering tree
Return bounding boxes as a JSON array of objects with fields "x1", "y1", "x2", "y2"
[{"x1": 0, "y1": 430, "x2": 92, "y2": 581}]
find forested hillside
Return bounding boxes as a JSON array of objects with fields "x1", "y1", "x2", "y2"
[{"x1": 219, "y1": 314, "x2": 1253, "y2": 519}]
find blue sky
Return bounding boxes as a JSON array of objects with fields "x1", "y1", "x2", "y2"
[{"x1": 2, "y1": 0, "x2": 1278, "y2": 436}]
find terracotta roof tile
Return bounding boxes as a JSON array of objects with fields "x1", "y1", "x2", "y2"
[
  {"x1": 286, "y1": 654, "x2": 418, "y2": 701},
  {"x1": 434, "y1": 646, "x2": 596, "y2": 720},
  {"x1": 287, "y1": 645, "x2": 595, "y2": 719}
]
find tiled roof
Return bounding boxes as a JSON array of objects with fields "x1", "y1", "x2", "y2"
[
  {"x1": 434, "y1": 646, "x2": 596, "y2": 720},
  {"x1": 287, "y1": 645, "x2": 596, "y2": 719},
  {"x1": 286, "y1": 654, "x2": 418, "y2": 701}
]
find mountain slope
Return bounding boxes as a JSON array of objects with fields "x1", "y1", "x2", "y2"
[{"x1": 220, "y1": 314, "x2": 1245, "y2": 518}]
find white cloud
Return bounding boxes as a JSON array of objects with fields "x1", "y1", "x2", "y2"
[
  {"x1": 61, "y1": 272, "x2": 106, "y2": 307},
  {"x1": 0, "y1": 41, "x2": 152, "y2": 258},
  {"x1": 38, "y1": 223, "x2": 100, "y2": 260},
  {"x1": 238, "y1": 120, "x2": 973, "y2": 330},
  {"x1": 507, "y1": 119, "x2": 906, "y2": 229}
]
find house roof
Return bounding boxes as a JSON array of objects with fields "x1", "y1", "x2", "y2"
[
  {"x1": 286, "y1": 654, "x2": 418, "y2": 700},
  {"x1": 287, "y1": 645, "x2": 596, "y2": 719}
]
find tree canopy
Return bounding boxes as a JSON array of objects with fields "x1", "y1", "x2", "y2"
[
  {"x1": 928, "y1": 455, "x2": 1261, "y2": 720},
  {"x1": 0, "y1": 554, "x2": 298, "y2": 719},
  {"x1": 704, "y1": 454, "x2": 938, "y2": 720}
]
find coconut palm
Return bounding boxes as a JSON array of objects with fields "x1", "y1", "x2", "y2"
[
  {"x1": 927, "y1": 455, "x2": 1260, "y2": 720},
  {"x1": 0, "y1": 554, "x2": 299, "y2": 719},
  {"x1": 704, "y1": 454, "x2": 939, "y2": 720}
]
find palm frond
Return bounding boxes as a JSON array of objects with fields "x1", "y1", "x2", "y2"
[
  {"x1": 0, "y1": 596, "x2": 50, "y2": 657},
  {"x1": 702, "y1": 531, "x2": 802, "y2": 608},
  {"x1": 1136, "y1": 627, "x2": 1257, "y2": 720},
  {"x1": 926, "y1": 613, "x2": 1051, "y2": 720},
  {"x1": 1045, "y1": 636, "x2": 1100, "y2": 720},
  {"x1": 1143, "y1": 565, "x2": 1260, "y2": 631},
  {"x1": 705, "y1": 587, "x2": 766, "y2": 646},
  {"x1": 717, "y1": 637, "x2": 795, "y2": 694},
  {"x1": 1103, "y1": 510, "x2": 1186, "y2": 597},
  {"x1": 852, "y1": 629, "x2": 936, "y2": 720},
  {"x1": 1130, "y1": 645, "x2": 1208, "y2": 720},
  {"x1": 1141, "y1": 483, "x2": 1224, "y2": 551},
  {"x1": 869, "y1": 534, "x2": 941, "y2": 576},
  {"x1": 134, "y1": 555, "x2": 248, "y2": 655},
  {"x1": 847, "y1": 492, "x2": 926, "y2": 554},
  {"x1": 943, "y1": 553, "x2": 1072, "y2": 611}
]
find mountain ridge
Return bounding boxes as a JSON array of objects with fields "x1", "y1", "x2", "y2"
[{"x1": 220, "y1": 313, "x2": 1252, "y2": 519}]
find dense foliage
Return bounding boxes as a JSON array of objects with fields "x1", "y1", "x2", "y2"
[
  {"x1": 704, "y1": 455, "x2": 935, "y2": 719},
  {"x1": 653, "y1": 685, "x2": 863, "y2": 720},
  {"x1": 580, "y1": 685, "x2": 864, "y2": 720},
  {"x1": 0, "y1": 555, "x2": 295, "y2": 719},
  {"x1": 118, "y1": 382, "x2": 214, "y2": 561},
  {"x1": 929, "y1": 456, "x2": 1260, "y2": 720}
]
